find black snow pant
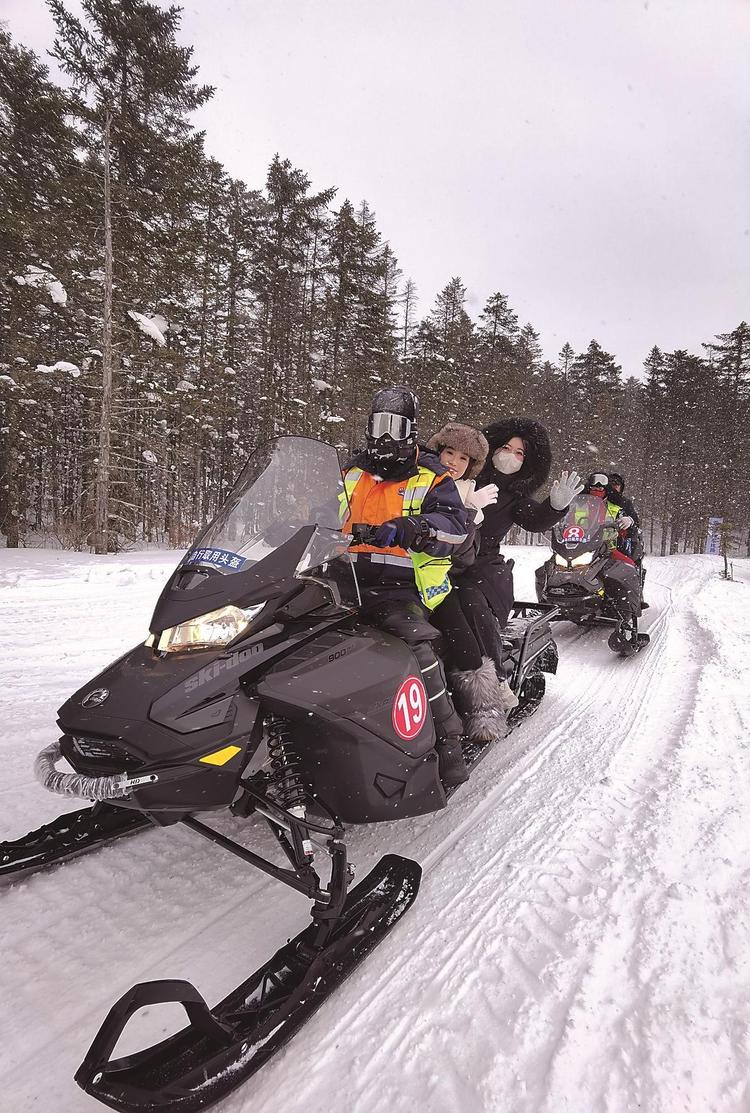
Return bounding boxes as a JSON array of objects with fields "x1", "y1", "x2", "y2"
[
  {"x1": 429, "y1": 589, "x2": 484, "y2": 673},
  {"x1": 359, "y1": 589, "x2": 464, "y2": 742},
  {"x1": 441, "y1": 558, "x2": 516, "y2": 677},
  {"x1": 459, "y1": 557, "x2": 515, "y2": 630},
  {"x1": 601, "y1": 557, "x2": 642, "y2": 621}
]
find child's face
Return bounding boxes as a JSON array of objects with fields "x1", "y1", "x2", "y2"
[{"x1": 440, "y1": 446, "x2": 471, "y2": 480}]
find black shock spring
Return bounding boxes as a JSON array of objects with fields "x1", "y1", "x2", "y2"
[{"x1": 267, "y1": 715, "x2": 307, "y2": 811}]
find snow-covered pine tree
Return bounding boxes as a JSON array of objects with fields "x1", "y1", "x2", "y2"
[
  {"x1": 47, "y1": 0, "x2": 214, "y2": 550},
  {"x1": 251, "y1": 156, "x2": 336, "y2": 441},
  {"x1": 702, "y1": 322, "x2": 750, "y2": 551},
  {"x1": 0, "y1": 27, "x2": 83, "y2": 546},
  {"x1": 318, "y1": 199, "x2": 399, "y2": 449},
  {"x1": 568, "y1": 339, "x2": 623, "y2": 471},
  {"x1": 473, "y1": 292, "x2": 520, "y2": 422},
  {"x1": 409, "y1": 277, "x2": 475, "y2": 436}
]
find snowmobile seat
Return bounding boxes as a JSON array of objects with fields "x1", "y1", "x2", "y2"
[{"x1": 361, "y1": 599, "x2": 441, "y2": 645}]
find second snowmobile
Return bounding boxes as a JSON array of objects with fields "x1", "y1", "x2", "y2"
[
  {"x1": 535, "y1": 493, "x2": 649, "y2": 655},
  {"x1": 1, "y1": 436, "x2": 558, "y2": 1113}
]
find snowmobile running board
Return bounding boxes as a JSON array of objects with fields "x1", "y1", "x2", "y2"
[
  {"x1": 75, "y1": 853, "x2": 421, "y2": 1113},
  {"x1": 0, "y1": 803, "x2": 151, "y2": 885}
]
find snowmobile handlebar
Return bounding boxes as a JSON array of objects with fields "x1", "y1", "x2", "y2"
[
  {"x1": 34, "y1": 740, "x2": 157, "y2": 802},
  {"x1": 349, "y1": 523, "x2": 380, "y2": 546}
]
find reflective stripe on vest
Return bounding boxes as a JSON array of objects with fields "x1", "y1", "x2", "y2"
[
  {"x1": 574, "y1": 499, "x2": 621, "y2": 551},
  {"x1": 341, "y1": 465, "x2": 452, "y2": 610}
]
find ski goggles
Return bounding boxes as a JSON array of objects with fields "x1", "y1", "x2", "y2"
[
  {"x1": 367, "y1": 412, "x2": 414, "y2": 441},
  {"x1": 588, "y1": 473, "x2": 609, "y2": 488}
]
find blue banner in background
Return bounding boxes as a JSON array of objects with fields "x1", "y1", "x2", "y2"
[
  {"x1": 704, "y1": 517, "x2": 723, "y2": 555},
  {"x1": 184, "y1": 547, "x2": 246, "y2": 571}
]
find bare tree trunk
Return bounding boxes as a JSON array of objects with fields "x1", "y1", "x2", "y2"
[
  {"x1": 402, "y1": 280, "x2": 414, "y2": 358},
  {"x1": 659, "y1": 486, "x2": 669, "y2": 556},
  {"x1": 95, "y1": 109, "x2": 114, "y2": 554},
  {"x1": 3, "y1": 395, "x2": 20, "y2": 547}
]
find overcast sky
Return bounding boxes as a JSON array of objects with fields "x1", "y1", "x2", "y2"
[{"x1": 4, "y1": 0, "x2": 750, "y2": 378}]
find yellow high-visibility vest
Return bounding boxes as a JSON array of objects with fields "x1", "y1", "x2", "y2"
[{"x1": 340, "y1": 466, "x2": 452, "y2": 610}]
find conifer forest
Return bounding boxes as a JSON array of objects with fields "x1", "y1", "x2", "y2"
[{"x1": 1, "y1": 1, "x2": 748, "y2": 556}]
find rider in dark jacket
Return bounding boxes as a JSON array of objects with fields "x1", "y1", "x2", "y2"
[
  {"x1": 605, "y1": 470, "x2": 647, "y2": 602},
  {"x1": 461, "y1": 417, "x2": 583, "y2": 631},
  {"x1": 606, "y1": 471, "x2": 640, "y2": 527},
  {"x1": 342, "y1": 386, "x2": 470, "y2": 788}
]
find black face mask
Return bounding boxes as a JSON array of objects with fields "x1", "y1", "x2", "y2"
[{"x1": 367, "y1": 440, "x2": 418, "y2": 476}]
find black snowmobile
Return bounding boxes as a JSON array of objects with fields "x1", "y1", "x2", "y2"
[
  {"x1": 534, "y1": 493, "x2": 649, "y2": 656},
  {"x1": 1, "y1": 436, "x2": 558, "y2": 1113}
]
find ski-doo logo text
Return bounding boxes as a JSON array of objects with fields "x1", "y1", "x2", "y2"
[
  {"x1": 184, "y1": 645, "x2": 264, "y2": 693},
  {"x1": 81, "y1": 688, "x2": 110, "y2": 707}
]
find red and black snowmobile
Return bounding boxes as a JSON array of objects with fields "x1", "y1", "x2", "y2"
[
  {"x1": 535, "y1": 493, "x2": 649, "y2": 655},
  {"x1": 1, "y1": 437, "x2": 558, "y2": 1112}
]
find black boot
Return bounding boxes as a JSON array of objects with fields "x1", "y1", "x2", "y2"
[
  {"x1": 412, "y1": 641, "x2": 468, "y2": 788},
  {"x1": 435, "y1": 735, "x2": 469, "y2": 788}
]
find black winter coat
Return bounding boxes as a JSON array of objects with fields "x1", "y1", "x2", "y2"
[
  {"x1": 474, "y1": 416, "x2": 564, "y2": 557},
  {"x1": 607, "y1": 489, "x2": 640, "y2": 527},
  {"x1": 462, "y1": 416, "x2": 563, "y2": 623}
]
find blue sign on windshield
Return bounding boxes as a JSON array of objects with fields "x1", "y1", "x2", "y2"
[{"x1": 184, "y1": 547, "x2": 246, "y2": 571}]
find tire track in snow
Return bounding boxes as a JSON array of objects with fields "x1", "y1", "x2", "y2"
[
  {"x1": 239, "y1": 567, "x2": 705, "y2": 1113},
  {"x1": 241, "y1": 574, "x2": 679, "y2": 1109}
]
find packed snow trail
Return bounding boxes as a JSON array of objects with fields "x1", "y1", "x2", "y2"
[{"x1": 0, "y1": 548, "x2": 748, "y2": 1112}]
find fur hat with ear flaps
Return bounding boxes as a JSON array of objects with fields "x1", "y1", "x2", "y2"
[
  {"x1": 477, "y1": 416, "x2": 553, "y2": 495},
  {"x1": 426, "y1": 422, "x2": 489, "y2": 479}
]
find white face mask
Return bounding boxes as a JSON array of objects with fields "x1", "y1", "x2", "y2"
[{"x1": 492, "y1": 448, "x2": 523, "y2": 475}]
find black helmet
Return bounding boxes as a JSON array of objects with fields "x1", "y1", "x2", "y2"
[
  {"x1": 366, "y1": 385, "x2": 419, "y2": 466},
  {"x1": 608, "y1": 471, "x2": 625, "y2": 492}
]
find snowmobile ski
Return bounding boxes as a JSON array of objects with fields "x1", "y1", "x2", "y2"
[
  {"x1": 75, "y1": 852, "x2": 421, "y2": 1113},
  {"x1": 0, "y1": 803, "x2": 150, "y2": 885}
]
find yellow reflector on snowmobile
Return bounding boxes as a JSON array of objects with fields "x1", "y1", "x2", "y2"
[{"x1": 199, "y1": 745, "x2": 242, "y2": 766}]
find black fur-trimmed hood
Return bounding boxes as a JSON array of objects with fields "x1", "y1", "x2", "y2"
[{"x1": 477, "y1": 416, "x2": 552, "y2": 495}]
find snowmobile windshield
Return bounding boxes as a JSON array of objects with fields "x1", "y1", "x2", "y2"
[
  {"x1": 553, "y1": 494, "x2": 618, "y2": 547},
  {"x1": 181, "y1": 437, "x2": 349, "y2": 577}
]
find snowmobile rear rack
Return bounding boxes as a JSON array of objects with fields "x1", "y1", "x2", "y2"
[
  {"x1": 75, "y1": 852, "x2": 421, "y2": 1113},
  {"x1": 505, "y1": 602, "x2": 560, "y2": 690}
]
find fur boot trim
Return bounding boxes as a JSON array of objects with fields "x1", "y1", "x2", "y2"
[{"x1": 449, "y1": 656, "x2": 509, "y2": 743}]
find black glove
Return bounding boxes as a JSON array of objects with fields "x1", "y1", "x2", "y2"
[{"x1": 373, "y1": 516, "x2": 422, "y2": 549}]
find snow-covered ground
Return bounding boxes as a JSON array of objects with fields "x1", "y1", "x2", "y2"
[{"x1": 1, "y1": 546, "x2": 749, "y2": 1113}]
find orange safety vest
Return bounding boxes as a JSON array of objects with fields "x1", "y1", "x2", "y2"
[
  {"x1": 342, "y1": 468, "x2": 449, "y2": 558},
  {"x1": 340, "y1": 463, "x2": 454, "y2": 608}
]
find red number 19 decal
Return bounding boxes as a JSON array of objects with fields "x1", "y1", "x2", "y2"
[{"x1": 392, "y1": 676, "x2": 427, "y2": 741}]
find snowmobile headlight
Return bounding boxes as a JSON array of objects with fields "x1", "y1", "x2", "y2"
[
  {"x1": 570, "y1": 551, "x2": 594, "y2": 567},
  {"x1": 554, "y1": 554, "x2": 570, "y2": 567},
  {"x1": 155, "y1": 602, "x2": 266, "y2": 654}
]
